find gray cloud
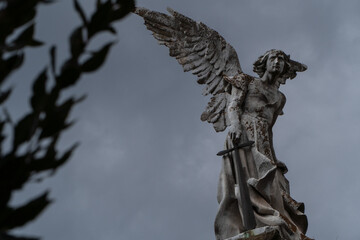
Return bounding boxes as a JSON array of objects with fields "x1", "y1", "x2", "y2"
[{"x1": 8, "y1": 0, "x2": 360, "y2": 239}]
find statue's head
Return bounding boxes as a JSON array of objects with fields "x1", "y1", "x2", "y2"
[
  {"x1": 253, "y1": 49, "x2": 307, "y2": 82},
  {"x1": 253, "y1": 49, "x2": 290, "y2": 78}
]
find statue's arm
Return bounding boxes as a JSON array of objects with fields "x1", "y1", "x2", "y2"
[
  {"x1": 227, "y1": 86, "x2": 244, "y2": 140},
  {"x1": 223, "y1": 73, "x2": 252, "y2": 140},
  {"x1": 270, "y1": 92, "x2": 286, "y2": 127}
]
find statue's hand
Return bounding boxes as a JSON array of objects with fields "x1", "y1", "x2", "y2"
[{"x1": 228, "y1": 124, "x2": 242, "y2": 142}]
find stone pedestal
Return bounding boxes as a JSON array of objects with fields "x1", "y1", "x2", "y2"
[{"x1": 225, "y1": 226, "x2": 283, "y2": 240}]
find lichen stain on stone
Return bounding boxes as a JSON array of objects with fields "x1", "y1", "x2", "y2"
[{"x1": 280, "y1": 213, "x2": 297, "y2": 233}]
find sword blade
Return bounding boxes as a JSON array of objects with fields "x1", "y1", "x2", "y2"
[{"x1": 233, "y1": 147, "x2": 256, "y2": 230}]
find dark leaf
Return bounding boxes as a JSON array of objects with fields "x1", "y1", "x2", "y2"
[
  {"x1": 0, "y1": 232, "x2": 38, "y2": 240},
  {"x1": 8, "y1": 24, "x2": 36, "y2": 50},
  {"x1": 49, "y1": 46, "x2": 56, "y2": 77},
  {"x1": 0, "y1": 157, "x2": 12, "y2": 207},
  {"x1": 30, "y1": 68, "x2": 48, "y2": 112},
  {"x1": 41, "y1": 0, "x2": 55, "y2": 3},
  {"x1": 56, "y1": 58, "x2": 81, "y2": 89},
  {"x1": 51, "y1": 142, "x2": 78, "y2": 173},
  {"x1": 28, "y1": 137, "x2": 56, "y2": 173},
  {"x1": 73, "y1": 0, "x2": 88, "y2": 27},
  {"x1": 87, "y1": 1, "x2": 112, "y2": 38},
  {"x1": 111, "y1": 0, "x2": 136, "y2": 21},
  {"x1": 0, "y1": 191, "x2": 51, "y2": 230},
  {"x1": 28, "y1": 39, "x2": 43, "y2": 47},
  {"x1": 0, "y1": 120, "x2": 6, "y2": 150},
  {"x1": 18, "y1": 24, "x2": 35, "y2": 41},
  {"x1": 0, "y1": 190, "x2": 11, "y2": 215},
  {"x1": 70, "y1": 27, "x2": 85, "y2": 58},
  {"x1": 2, "y1": 107, "x2": 13, "y2": 125},
  {"x1": 0, "y1": 88, "x2": 12, "y2": 105},
  {"x1": 81, "y1": 42, "x2": 115, "y2": 72},
  {"x1": 30, "y1": 142, "x2": 78, "y2": 173},
  {"x1": 46, "y1": 87, "x2": 60, "y2": 111},
  {"x1": 107, "y1": 26, "x2": 117, "y2": 34},
  {"x1": 0, "y1": 154, "x2": 29, "y2": 194},
  {"x1": 96, "y1": 0, "x2": 101, "y2": 8},
  {"x1": 40, "y1": 98, "x2": 76, "y2": 138},
  {"x1": 13, "y1": 113, "x2": 37, "y2": 148},
  {"x1": 0, "y1": 53, "x2": 24, "y2": 85},
  {"x1": 75, "y1": 94, "x2": 87, "y2": 103},
  {"x1": 5, "y1": 53, "x2": 24, "y2": 70},
  {"x1": 0, "y1": 6, "x2": 36, "y2": 42}
]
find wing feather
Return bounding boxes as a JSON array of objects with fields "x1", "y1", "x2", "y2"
[{"x1": 135, "y1": 7, "x2": 245, "y2": 132}]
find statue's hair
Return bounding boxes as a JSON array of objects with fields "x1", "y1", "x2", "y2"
[{"x1": 253, "y1": 49, "x2": 291, "y2": 78}]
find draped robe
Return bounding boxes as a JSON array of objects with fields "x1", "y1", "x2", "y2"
[{"x1": 214, "y1": 78, "x2": 310, "y2": 240}]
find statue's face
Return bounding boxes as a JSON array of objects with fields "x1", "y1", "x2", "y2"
[{"x1": 266, "y1": 52, "x2": 285, "y2": 75}]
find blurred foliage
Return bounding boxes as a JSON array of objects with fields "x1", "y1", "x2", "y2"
[{"x1": 0, "y1": 0, "x2": 135, "y2": 239}]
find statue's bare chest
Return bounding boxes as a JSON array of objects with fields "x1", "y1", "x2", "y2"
[
  {"x1": 247, "y1": 80, "x2": 282, "y2": 107},
  {"x1": 242, "y1": 79, "x2": 285, "y2": 122}
]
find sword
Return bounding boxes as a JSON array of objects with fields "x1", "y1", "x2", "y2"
[{"x1": 217, "y1": 140, "x2": 256, "y2": 231}]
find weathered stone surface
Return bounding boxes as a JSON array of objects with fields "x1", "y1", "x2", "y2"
[
  {"x1": 136, "y1": 7, "x2": 312, "y2": 240},
  {"x1": 225, "y1": 226, "x2": 283, "y2": 240}
]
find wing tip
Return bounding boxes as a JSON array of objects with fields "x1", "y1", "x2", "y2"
[
  {"x1": 134, "y1": 7, "x2": 149, "y2": 16},
  {"x1": 166, "y1": 7, "x2": 175, "y2": 15}
]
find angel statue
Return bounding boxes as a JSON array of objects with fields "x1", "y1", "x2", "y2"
[{"x1": 135, "y1": 7, "x2": 312, "y2": 240}]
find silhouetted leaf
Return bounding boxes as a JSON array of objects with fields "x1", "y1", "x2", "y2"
[
  {"x1": 41, "y1": 0, "x2": 55, "y2": 4},
  {"x1": 96, "y1": 0, "x2": 101, "y2": 8},
  {"x1": 2, "y1": 107, "x2": 13, "y2": 125},
  {"x1": 5, "y1": 54, "x2": 24, "y2": 71},
  {"x1": 0, "y1": 155, "x2": 13, "y2": 208},
  {"x1": 0, "y1": 88, "x2": 12, "y2": 105},
  {"x1": 56, "y1": 59, "x2": 81, "y2": 89},
  {"x1": 28, "y1": 39, "x2": 43, "y2": 47},
  {"x1": 0, "y1": 232, "x2": 38, "y2": 240},
  {"x1": 13, "y1": 113, "x2": 37, "y2": 147},
  {"x1": 0, "y1": 0, "x2": 135, "y2": 235},
  {"x1": 111, "y1": 0, "x2": 136, "y2": 21},
  {"x1": 87, "y1": 1, "x2": 112, "y2": 38},
  {"x1": 76, "y1": 94, "x2": 87, "y2": 103},
  {"x1": 28, "y1": 137, "x2": 56, "y2": 173},
  {"x1": 30, "y1": 68, "x2": 48, "y2": 112},
  {"x1": 51, "y1": 143, "x2": 78, "y2": 173},
  {"x1": 49, "y1": 46, "x2": 56, "y2": 76},
  {"x1": 70, "y1": 27, "x2": 85, "y2": 58},
  {"x1": 0, "y1": 5, "x2": 36, "y2": 42},
  {"x1": 0, "y1": 192, "x2": 51, "y2": 230},
  {"x1": 30, "y1": 142, "x2": 78, "y2": 173},
  {"x1": 74, "y1": 0, "x2": 88, "y2": 27},
  {"x1": 81, "y1": 42, "x2": 115, "y2": 72},
  {"x1": 0, "y1": 53, "x2": 24, "y2": 84},
  {"x1": 40, "y1": 98, "x2": 76, "y2": 138},
  {"x1": 107, "y1": 26, "x2": 117, "y2": 34},
  {"x1": 0, "y1": 154, "x2": 29, "y2": 193},
  {"x1": 8, "y1": 24, "x2": 39, "y2": 51},
  {"x1": 0, "y1": 120, "x2": 6, "y2": 149}
]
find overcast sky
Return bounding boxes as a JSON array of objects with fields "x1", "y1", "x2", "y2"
[{"x1": 8, "y1": 1, "x2": 360, "y2": 239}]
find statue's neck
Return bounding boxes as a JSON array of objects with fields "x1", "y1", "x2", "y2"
[
  {"x1": 261, "y1": 72, "x2": 280, "y2": 86},
  {"x1": 260, "y1": 73, "x2": 282, "y2": 91}
]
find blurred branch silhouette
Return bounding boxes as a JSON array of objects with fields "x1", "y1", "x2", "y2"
[{"x1": 0, "y1": 0, "x2": 135, "y2": 239}]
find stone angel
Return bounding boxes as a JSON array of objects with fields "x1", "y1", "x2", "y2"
[{"x1": 135, "y1": 7, "x2": 311, "y2": 240}]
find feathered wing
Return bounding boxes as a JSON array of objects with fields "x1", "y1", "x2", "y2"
[{"x1": 135, "y1": 7, "x2": 246, "y2": 132}]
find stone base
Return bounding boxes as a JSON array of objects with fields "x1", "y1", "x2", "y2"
[{"x1": 225, "y1": 226, "x2": 283, "y2": 240}]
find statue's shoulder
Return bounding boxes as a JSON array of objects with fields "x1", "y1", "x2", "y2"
[
  {"x1": 279, "y1": 90, "x2": 286, "y2": 103},
  {"x1": 223, "y1": 73, "x2": 254, "y2": 91}
]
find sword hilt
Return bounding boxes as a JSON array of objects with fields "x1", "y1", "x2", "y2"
[{"x1": 216, "y1": 141, "x2": 254, "y2": 156}]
